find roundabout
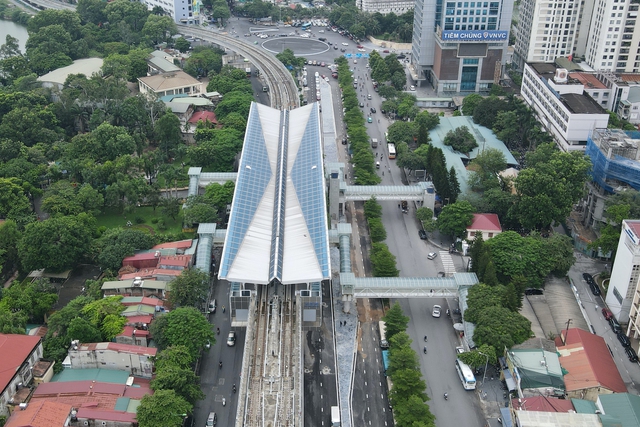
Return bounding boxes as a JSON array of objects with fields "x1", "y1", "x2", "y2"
[{"x1": 262, "y1": 38, "x2": 330, "y2": 56}]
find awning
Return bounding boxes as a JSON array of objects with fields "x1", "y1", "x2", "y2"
[{"x1": 503, "y1": 369, "x2": 516, "y2": 392}]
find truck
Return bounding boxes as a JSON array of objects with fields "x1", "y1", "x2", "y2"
[
  {"x1": 371, "y1": 138, "x2": 378, "y2": 148},
  {"x1": 331, "y1": 406, "x2": 340, "y2": 426}
]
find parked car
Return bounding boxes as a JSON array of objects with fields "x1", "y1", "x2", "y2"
[
  {"x1": 383, "y1": 49, "x2": 390, "y2": 53},
  {"x1": 418, "y1": 230, "x2": 427, "y2": 240},
  {"x1": 432, "y1": 305, "x2": 441, "y2": 318},
  {"x1": 601, "y1": 307, "x2": 614, "y2": 321},
  {"x1": 357, "y1": 44, "x2": 364, "y2": 48},
  {"x1": 590, "y1": 282, "x2": 602, "y2": 296},
  {"x1": 342, "y1": 137, "x2": 347, "y2": 145},
  {"x1": 617, "y1": 332, "x2": 631, "y2": 348},
  {"x1": 359, "y1": 102, "x2": 364, "y2": 107},
  {"x1": 609, "y1": 317, "x2": 623, "y2": 333},
  {"x1": 227, "y1": 331, "x2": 236, "y2": 347},
  {"x1": 427, "y1": 252, "x2": 437, "y2": 260},
  {"x1": 206, "y1": 412, "x2": 217, "y2": 426},
  {"x1": 582, "y1": 272, "x2": 594, "y2": 282},
  {"x1": 397, "y1": 54, "x2": 406, "y2": 59},
  {"x1": 626, "y1": 346, "x2": 639, "y2": 363},
  {"x1": 524, "y1": 288, "x2": 543, "y2": 295}
]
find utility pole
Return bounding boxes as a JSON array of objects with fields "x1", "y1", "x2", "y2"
[{"x1": 563, "y1": 319, "x2": 572, "y2": 344}]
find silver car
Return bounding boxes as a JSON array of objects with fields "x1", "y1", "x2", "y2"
[{"x1": 432, "y1": 305, "x2": 441, "y2": 318}]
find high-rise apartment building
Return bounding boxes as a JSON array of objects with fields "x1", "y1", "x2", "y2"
[
  {"x1": 514, "y1": 0, "x2": 640, "y2": 73},
  {"x1": 411, "y1": 0, "x2": 514, "y2": 94}
]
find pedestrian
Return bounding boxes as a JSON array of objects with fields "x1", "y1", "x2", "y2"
[{"x1": 595, "y1": 304, "x2": 599, "y2": 311}]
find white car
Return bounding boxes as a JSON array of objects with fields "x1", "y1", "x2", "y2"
[
  {"x1": 319, "y1": 30, "x2": 325, "y2": 33},
  {"x1": 427, "y1": 252, "x2": 437, "y2": 260},
  {"x1": 410, "y1": 85, "x2": 416, "y2": 91},
  {"x1": 353, "y1": 59, "x2": 357, "y2": 64},
  {"x1": 358, "y1": 48, "x2": 366, "y2": 52},
  {"x1": 227, "y1": 331, "x2": 236, "y2": 347},
  {"x1": 432, "y1": 305, "x2": 442, "y2": 318},
  {"x1": 342, "y1": 42, "x2": 349, "y2": 46}
]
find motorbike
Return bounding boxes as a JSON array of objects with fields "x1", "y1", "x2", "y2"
[
  {"x1": 444, "y1": 393, "x2": 448, "y2": 400},
  {"x1": 423, "y1": 346, "x2": 427, "y2": 354},
  {"x1": 222, "y1": 398, "x2": 226, "y2": 406},
  {"x1": 233, "y1": 384, "x2": 236, "y2": 393},
  {"x1": 217, "y1": 328, "x2": 220, "y2": 335},
  {"x1": 219, "y1": 361, "x2": 223, "y2": 369},
  {"x1": 424, "y1": 335, "x2": 428, "y2": 342}
]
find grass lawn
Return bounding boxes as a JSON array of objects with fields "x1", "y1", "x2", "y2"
[{"x1": 96, "y1": 206, "x2": 185, "y2": 235}]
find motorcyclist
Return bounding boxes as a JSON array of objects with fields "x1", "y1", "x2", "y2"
[
  {"x1": 219, "y1": 361, "x2": 223, "y2": 369},
  {"x1": 424, "y1": 335, "x2": 428, "y2": 342},
  {"x1": 423, "y1": 346, "x2": 427, "y2": 354},
  {"x1": 444, "y1": 392, "x2": 448, "y2": 400}
]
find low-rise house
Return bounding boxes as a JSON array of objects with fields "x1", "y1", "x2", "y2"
[
  {"x1": 505, "y1": 339, "x2": 565, "y2": 398},
  {"x1": 101, "y1": 278, "x2": 170, "y2": 299},
  {"x1": 157, "y1": 255, "x2": 192, "y2": 270},
  {"x1": 0, "y1": 334, "x2": 44, "y2": 417},
  {"x1": 556, "y1": 328, "x2": 626, "y2": 400},
  {"x1": 4, "y1": 400, "x2": 72, "y2": 427},
  {"x1": 466, "y1": 213, "x2": 502, "y2": 240},
  {"x1": 138, "y1": 71, "x2": 202, "y2": 98},
  {"x1": 65, "y1": 342, "x2": 156, "y2": 379},
  {"x1": 596, "y1": 393, "x2": 640, "y2": 427},
  {"x1": 147, "y1": 50, "x2": 181, "y2": 75}
]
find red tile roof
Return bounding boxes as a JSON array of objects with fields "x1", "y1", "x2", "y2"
[
  {"x1": 118, "y1": 326, "x2": 150, "y2": 337},
  {"x1": 188, "y1": 111, "x2": 218, "y2": 125},
  {"x1": 467, "y1": 213, "x2": 502, "y2": 232},
  {"x1": 511, "y1": 396, "x2": 574, "y2": 412},
  {"x1": 122, "y1": 252, "x2": 159, "y2": 262},
  {"x1": 5, "y1": 400, "x2": 71, "y2": 427},
  {"x1": 558, "y1": 328, "x2": 626, "y2": 393},
  {"x1": 158, "y1": 255, "x2": 191, "y2": 268},
  {"x1": 76, "y1": 408, "x2": 137, "y2": 423},
  {"x1": 152, "y1": 239, "x2": 194, "y2": 250},
  {"x1": 125, "y1": 315, "x2": 154, "y2": 325},
  {"x1": 0, "y1": 334, "x2": 41, "y2": 393},
  {"x1": 151, "y1": 268, "x2": 183, "y2": 276},
  {"x1": 120, "y1": 297, "x2": 164, "y2": 307}
]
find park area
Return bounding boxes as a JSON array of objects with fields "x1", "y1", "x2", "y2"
[{"x1": 96, "y1": 206, "x2": 187, "y2": 236}]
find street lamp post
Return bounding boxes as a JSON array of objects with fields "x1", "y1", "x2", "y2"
[{"x1": 478, "y1": 351, "x2": 490, "y2": 388}]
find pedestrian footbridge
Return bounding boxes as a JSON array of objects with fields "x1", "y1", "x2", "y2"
[
  {"x1": 341, "y1": 183, "x2": 435, "y2": 202},
  {"x1": 339, "y1": 272, "x2": 478, "y2": 298}
]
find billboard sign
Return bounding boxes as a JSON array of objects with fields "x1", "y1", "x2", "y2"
[{"x1": 442, "y1": 30, "x2": 508, "y2": 42}]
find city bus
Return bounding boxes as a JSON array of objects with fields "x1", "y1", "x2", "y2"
[
  {"x1": 378, "y1": 321, "x2": 389, "y2": 349},
  {"x1": 301, "y1": 22, "x2": 311, "y2": 31},
  {"x1": 382, "y1": 349, "x2": 390, "y2": 376},
  {"x1": 388, "y1": 143, "x2": 396, "y2": 159},
  {"x1": 455, "y1": 359, "x2": 477, "y2": 390}
]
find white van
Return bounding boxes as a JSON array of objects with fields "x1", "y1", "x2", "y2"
[{"x1": 208, "y1": 299, "x2": 217, "y2": 314}]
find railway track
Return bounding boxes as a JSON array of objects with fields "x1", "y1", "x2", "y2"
[
  {"x1": 178, "y1": 26, "x2": 299, "y2": 110},
  {"x1": 242, "y1": 284, "x2": 298, "y2": 427}
]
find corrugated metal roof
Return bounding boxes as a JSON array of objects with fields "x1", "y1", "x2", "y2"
[
  {"x1": 0, "y1": 334, "x2": 41, "y2": 393},
  {"x1": 598, "y1": 393, "x2": 640, "y2": 427},
  {"x1": 558, "y1": 328, "x2": 626, "y2": 393}
]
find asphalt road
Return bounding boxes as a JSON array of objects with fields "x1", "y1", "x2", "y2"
[{"x1": 194, "y1": 277, "x2": 244, "y2": 427}]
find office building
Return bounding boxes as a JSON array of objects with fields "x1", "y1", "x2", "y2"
[
  {"x1": 514, "y1": 0, "x2": 640, "y2": 73},
  {"x1": 142, "y1": 0, "x2": 201, "y2": 24},
  {"x1": 356, "y1": 0, "x2": 415, "y2": 14},
  {"x1": 411, "y1": 0, "x2": 514, "y2": 94},
  {"x1": 607, "y1": 220, "x2": 640, "y2": 327},
  {"x1": 521, "y1": 62, "x2": 609, "y2": 151}
]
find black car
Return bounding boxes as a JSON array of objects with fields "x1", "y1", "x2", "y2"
[
  {"x1": 370, "y1": 107, "x2": 376, "y2": 113},
  {"x1": 380, "y1": 109, "x2": 386, "y2": 114},
  {"x1": 610, "y1": 317, "x2": 623, "y2": 334},
  {"x1": 359, "y1": 102, "x2": 364, "y2": 108},
  {"x1": 341, "y1": 137, "x2": 347, "y2": 145},
  {"x1": 582, "y1": 272, "x2": 593, "y2": 282},
  {"x1": 397, "y1": 54, "x2": 406, "y2": 59},
  {"x1": 590, "y1": 282, "x2": 602, "y2": 296},
  {"x1": 418, "y1": 230, "x2": 427, "y2": 240},
  {"x1": 617, "y1": 332, "x2": 631, "y2": 348},
  {"x1": 524, "y1": 288, "x2": 544, "y2": 295},
  {"x1": 625, "y1": 346, "x2": 639, "y2": 363}
]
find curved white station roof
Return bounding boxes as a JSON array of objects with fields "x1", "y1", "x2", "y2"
[{"x1": 218, "y1": 103, "x2": 330, "y2": 285}]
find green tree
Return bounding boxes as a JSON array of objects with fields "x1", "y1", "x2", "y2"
[
  {"x1": 473, "y1": 306, "x2": 532, "y2": 352},
  {"x1": 468, "y1": 148, "x2": 507, "y2": 191},
  {"x1": 364, "y1": 197, "x2": 382, "y2": 219},
  {"x1": 457, "y1": 344, "x2": 497, "y2": 369},
  {"x1": 136, "y1": 389, "x2": 192, "y2": 427},
  {"x1": 463, "y1": 283, "x2": 504, "y2": 324},
  {"x1": 142, "y1": 15, "x2": 177, "y2": 45},
  {"x1": 383, "y1": 301, "x2": 409, "y2": 342},
  {"x1": 67, "y1": 317, "x2": 102, "y2": 343},
  {"x1": 81, "y1": 296, "x2": 125, "y2": 329},
  {"x1": 0, "y1": 177, "x2": 31, "y2": 221},
  {"x1": 0, "y1": 220, "x2": 20, "y2": 277},
  {"x1": 149, "y1": 307, "x2": 214, "y2": 360},
  {"x1": 167, "y1": 268, "x2": 210, "y2": 308},
  {"x1": 184, "y1": 47, "x2": 222, "y2": 77},
  {"x1": 151, "y1": 365, "x2": 205, "y2": 403},
  {"x1": 462, "y1": 93, "x2": 483, "y2": 116},
  {"x1": 18, "y1": 214, "x2": 95, "y2": 272},
  {"x1": 370, "y1": 243, "x2": 399, "y2": 277},
  {"x1": 174, "y1": 37, "x2": 191, "y2": 53},
  {"x1": 368, "y1": 217, "x2": 387, "y2": 243},
  {"x1": 393, "y1": 394, "x2": 435, "y2": 427},
  {"x1": 437, "y1": 201, "x2": 474, "y2": 239},
  {"x1": 101, "y1": 314, "x2": 127, "y2": 341},
  {"x1": 154, "y1": 345, "x2": 195, "y2": 370},
  {"x1": 415, "y1": 110, "x2": 440, "y2": 131},
  {"x1": 154, "y1": 112, "x2": 183, "y2": 158},
  {"x1": 443, "y1": 126, "x2": 477, "y2": 154},
  {"x1": 448, "y1": 167, "x2": 461, "y2": 203},
  {"x1": 388, "y1": 335, "x2": 419, "y2": 377},
  {"x1": 389, "y1": 368, "x2": 427, "y2": 405}
]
